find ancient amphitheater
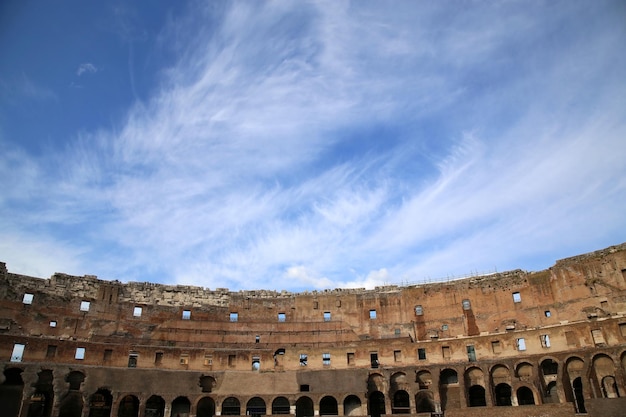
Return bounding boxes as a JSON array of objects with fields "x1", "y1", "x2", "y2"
[{"x1": 2, "y1": 243, "x2": 626, "y2": 417}]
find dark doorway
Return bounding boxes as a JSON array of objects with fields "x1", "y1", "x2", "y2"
[
  {"x1": 495, "y1": 383, "x2": 512, "y2": 406},
  {"x1": 468, "y1": 385, "x2": 486, "y2": 407},
  {"x1": 368, "y1": 391, "x2": 386, "y2": 417}
]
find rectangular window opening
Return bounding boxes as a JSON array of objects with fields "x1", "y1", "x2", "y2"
[
  {"x1": 75, "y1": 347, "x2": 86, "y2": 360},
  {"x1": 11, "y1": 343, "x2": 25, "y2": 362},
  {"x1": 22, "y1": 293, "x2": 34, "y2": 305},
  {"x1": 462, "y1": 299, "x2": 471, "y2": 310},
  {"x1": 300, "y1": 384, "x2": 310, "y2": 392},
  {"x1": 442, "y1": 346, "x2": 451, "y2": 359},
  {"x1": 230, "y1": 312, "x2": 238, "y2": 322},
  {"x1": 46, "y1": 345, "x2": 57, "y2": 358},
  {"x1": 394, "y1": 350, "x2": 402, "y2": 362},
  {"x1": 155, "y1": 352, "x2": 163, "y2": 365},
  {"x1": 415, "y1": 305, "x2": 423, "y2": 315},
  {"x1": 49, "y1": 320, "x2": 57, "y2": 328},
  {"x1": 182, "y1": 310, "x2": 191, "y2": 320},
  {"x1": 323, "y1": 311, "x2": 331, "y2": 321},
  {"x1": 80, "y1": 301, "x2": 90, "y2": 312},
  {"x1": 128, "y1": 353, "x2": 138, "y2": 368},
  {"x1": 467, "y1": 345, "x2": 476, "y2": 361},
  {"x1": 204, "y1": 354, "x2": 213, "y2": 366},
  {"x1": 418, "y1": 348, "x2": 426, "y2": 360},
  {"x1": 512, "y1": 292, "x2": 522, "y2": 303},
  {"x1": 133, "y1": 306, "x2": 142, "y2": 317},
  {"x1": 347, "y1": 352, "x2": 355, "y2": 365},
  {"x1": 540, "y1": 334, "x2": 551, "y2": 348},
  {"x1": 322, "y1": 352, "x2": 331, "y2": 366},
  {"x1": 180, "y1": 354, "x2": 189, "y2": 365},
  {"x1": 592, "y1": 329, "x2": 606, "y2": 346},
  {"x1": 517, "y1": 338, "x2": 527, "y2": 351},
  {"x1": 299, "y1": 353, "x2": 308, "y2": 366},
  {"x1": 103, "y1": 349, "x2": 112, "y2": 362},
  {"x1": 619, "y1": 323, "x2": 626, "y2": 338},
  {"x1": 228, "y1": 354, "x2": 236, "y2": 367},
  {"x1": 278, "y1": 312, "x2": 286, "y2": 322},
  {"x1": 544, "y1": 310, "x2": 551, "y2": 317},
  {"x1": 491, "y1": 340, "x2": 502, "y2": 354},
  {"x1": 369, "y1": 309, "x2": 377, "y2": 319},
  {"x1": 370, "y1": 352, "x2": 379, "y2": 368}
]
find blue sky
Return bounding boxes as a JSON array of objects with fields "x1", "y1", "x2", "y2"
[{"x1": 1, "y1": 1, "x2": 625, "y2": 291}]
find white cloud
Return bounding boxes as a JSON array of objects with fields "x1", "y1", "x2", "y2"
[
  {"x1": 1, "y1": 1, "x2": 625, "y2": 291},
  {"x1": 76, "y1": 63, "x2": 98, "y2": 76}
]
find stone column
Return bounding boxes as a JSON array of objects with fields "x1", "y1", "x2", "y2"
[
  {"x1": 457, "y1": 367, "x2": 467, "y2": 409},
  {"x1": 18, "y1": 366, "x2": 38, "y2": 417}
]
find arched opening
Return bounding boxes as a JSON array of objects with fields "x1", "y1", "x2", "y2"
[
  {"x1": 246, "y1": 397, "x2": 266, "y2": 417},
  {"x1": 272, "y1": 397, "x2": 290, "y2": 415},
  {"x1": 199, "y1": 376, "x2": 216, "y2": 393},
  {"x1": 89, "y1": 389, "x2": 113, "y2": 417},
  {"x1": 541, "y1": 359, "x2": 558, "y2": 375},
  {"x1": 367, "y1": 391, "x2": 385, "y2": 417},
  {"x1": 390, "y1": 372, "x2": 408, "y2": 392},
  {"x1": 415, "y1": 370, "x2": 432, "y2": 390},
  {"x1": 296, "y1": 396, "x2": 313, "y2": 417},
  {"x1": 27, "y1": 369, "x2": 54, "y2": 417},
  {"x1": 439, "y1": 369, "x2": 459, "y2": 411},
  {"x1": 118, "y1": 395, "x2": 139, "y2": 417},
  {"x1": 573, "y1": 377, "x2": 586, "y2": 414},
  {"x1": 221, "y1": 397, "x2": 240, "y2": 416},
  {"x1": 0, "y1": 368, "x2": 24, "y2": 417},
  {"x1": 66, "y1": 371, "x2": 85, "y2": 391},
  {"x1": 145, "y1": 396, "x2": 165, "y2": 417},
  {"x1": 515, "y1": 363, "x2": 533, "y2": 380},
  {"x1": 415, "y1": 391, "x2": 435, "y2": 413},
  {"x1": 343, "y1": 395, "x2": 361, "y2": 416},
  {"x1": 494, "y1": 384, "x2": 512, "y2": 406},
  {"x1": 319, "y1": 396, "x2": 338, "y2": 416},
  {"x1": 392, "y1": 390, "x2": 410, "y2": 414},
  {"x1": 468, "y1": 385, "x2": 486, "y2": 407},
  {"x1": 544, "y1": 381, "x2": 558, "y2": 404},
  {"x1": 602, "y1": 376, "x2": 619, "y2": 398},
  {"x1": 197, "y1": 397, "x2": 215, "y2": 417},
  {"x1": 592, "y1": 354, "x2": 618, "y2": 398},
  {"x1": 171, "y1": 397, "x2": 190, "y2": 417},
  {"x1": 517, "y1": 386, "x2": 535, "y2": 405},
  {"x1": 367, "y1": 374, "x2": 385, "y2": 393}
]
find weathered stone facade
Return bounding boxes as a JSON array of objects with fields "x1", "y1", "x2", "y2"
[{"x1": 2, "y1": 243, "x2": 626, "y2": 417}]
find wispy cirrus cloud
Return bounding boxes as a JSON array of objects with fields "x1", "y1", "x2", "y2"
[
  {"x1": 1, "y1": 1, "x2": 625, "y2": 291},
  {"x1": 76, "y1": 62, "x2": 98, "y2": 76}
]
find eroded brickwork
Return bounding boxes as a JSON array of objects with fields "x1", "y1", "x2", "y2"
[{"x1": 1, "y1": 243, "x2": 626, "y2": 417}]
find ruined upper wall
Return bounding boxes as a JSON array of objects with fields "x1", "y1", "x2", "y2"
[{"x1": 1, "y1": 242, "x2": 625, "y2": 310}]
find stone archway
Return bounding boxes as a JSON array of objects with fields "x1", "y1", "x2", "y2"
[
  {"x1": 517, "y1": 386, "x2": 535, "y2": 405},
  {"x1": 118, "y1": 395, "x2": 139, "y2": 417},
  {"x1": 0, "y1": 368, "x2": 24, "y2": 417},
  {"x1": 295, "y1": 396, "x2": 313, "y2": 417},
  {"x1": 197, "y1": 397, "x2": 215, "y2": 417},
  {"x1": 319, "y1": 396, "x2": 338, "y2": 416},
  {"x1": 367, "y1": 391, "x2": 385, "y2": 417},
  {"x1": 271, "y1": 397, "x2": 290, "y2": 415},
  {"x1": 343, "y1": 395, "x2": 362, "y2": 416},
  {"x1": 494, "y1": 384, "x2": 512, "y2": 406},
  {"x1": 145, "y1": 396, "x2": 165, "y2": 417}
]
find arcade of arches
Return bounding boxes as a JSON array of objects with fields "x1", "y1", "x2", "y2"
[{"x1": 3, "y1": 352, "x2": 625, "y2": 417}]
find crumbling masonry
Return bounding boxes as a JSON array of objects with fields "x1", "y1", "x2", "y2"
[{"x1": 2, "y1": 243, "x2": 626, "y2": 417}]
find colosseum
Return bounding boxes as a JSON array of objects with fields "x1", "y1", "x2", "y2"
[{"x1": 1, "y1": 243, "x2": 626, "y2": 417}]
